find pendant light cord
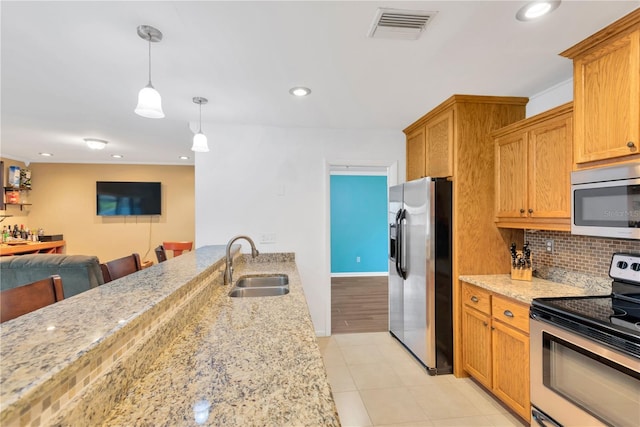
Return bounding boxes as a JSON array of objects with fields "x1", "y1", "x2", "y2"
[
  {"x1": 147, "y1": 36, "x2": 152, "y2": 85},
  {"x1": 198, "y1": 102, "x2": 203, "y2": 133}
]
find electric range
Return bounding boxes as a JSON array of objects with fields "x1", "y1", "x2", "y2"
[{"x1": 529, "y1": 253, "x2": 640, "y2": 427}]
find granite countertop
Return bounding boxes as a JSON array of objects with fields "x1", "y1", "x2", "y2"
[
  {"x1": 102, "y1": 255, "x2": 340, "y2": 426},
  {"x1": 1, "y1": 247, "x2": 338, "y2": 427},
  {"x1": 1, "y1": 246, "x2": 228, "y2": 421},
  {"x1": 459, "y1": 274, "x2": 607, "y2": 305}
]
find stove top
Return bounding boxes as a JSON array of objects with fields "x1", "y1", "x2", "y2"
[
  {"x1": 531, "y1": 253, "x2": 640, "y2": 358},
  {"x1": 533, "y1": 294, "x2": 640, "y2": 335}
]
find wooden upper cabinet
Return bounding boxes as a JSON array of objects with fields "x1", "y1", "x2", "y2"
[
  {"x1": 404, "y1": 95, "x2": 527, "y2": 184},
  {"x1": 528, "y1": 115, "x2": 572, "y2": 219},
  {"x1": 425, "y1": 109, "x2": 454, "y2": 177},
  {"x1": 495, "y1": 131, "x2": 528, "y2": 220},
  {"x1": 560, "y1": 9, "x2": 640, "y2": 168},
  {"x1": 493, "y1": 103, "x2": 573, "y2": 231},
  {"x1": 406, "y1": 126, "x2": 426, "y2": 181}
]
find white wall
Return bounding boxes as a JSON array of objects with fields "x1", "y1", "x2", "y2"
[
  {"x1": 195, "y1": 124, "x2": 405, "y2": 335},
  {"x1": 526, "y1": 78, "x2": 573, "y2": 117}
]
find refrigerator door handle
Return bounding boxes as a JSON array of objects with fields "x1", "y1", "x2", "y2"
[
  {"x1": 394, "y1": 210, "x2": 402, "y2": 277},
  {"x1": 398, "y1": 209, "x2": 407, "y2": 279}
]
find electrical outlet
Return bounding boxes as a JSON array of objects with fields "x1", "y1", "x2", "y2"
[
  {"x1": 356, "y1": 256, "x2": 361, "y2": 263},
  {"x1": 545, "y1": 239, "x2": 554, "y2": 253},
  {"x1": 260, "y1": 233, "x2": 277, "y2": 244}
]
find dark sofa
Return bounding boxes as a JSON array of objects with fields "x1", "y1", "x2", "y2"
[{"x1": 0, "y1": 254, "x2": 104, "y2": 298}]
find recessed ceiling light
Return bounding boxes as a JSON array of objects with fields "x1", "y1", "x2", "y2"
[
  {"x1": 516, "y1": 1, "x2": 560, "y2": 21},
  {"x1": 84, "y1": 138, "x2": 108, "y2": 150},
  {"x1": 39, "y1": 152, "x2": 53, "y2": 157},
  {"x1": 289, "y1": 87, "x2": 311, "y2": 97},
  {"x1": 111, "y1": 154, "x2": 124, "y2": 159},
  {"x1": 179, "y1": 156, "x2": 190, "y2": 160}
]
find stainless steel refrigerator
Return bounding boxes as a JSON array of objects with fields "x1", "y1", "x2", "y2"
[{"x1": 389, "y1": 177, "x2": 453, "y2": 375}]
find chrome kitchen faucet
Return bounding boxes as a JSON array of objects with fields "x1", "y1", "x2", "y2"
[{"x1": 224, "y1": 235, "x2": 259, "y2": 285}]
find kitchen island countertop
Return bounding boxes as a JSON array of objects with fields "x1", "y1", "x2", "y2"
[
  {"x1": 459, "y1": 274, "x2": 606, "y2": 305},
  {"x1": 101, "y1": 254, "x2": 340, "y2": 426},
  {"x1": 1, "y1": 247, "x2": 339, "y2": 427}
]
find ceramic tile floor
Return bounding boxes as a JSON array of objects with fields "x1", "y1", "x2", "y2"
[{"x1": 317, "y1": 332, "x2": 528, "y2": 427}]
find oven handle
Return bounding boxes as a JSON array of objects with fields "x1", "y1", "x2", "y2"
[{"x1": 532, "y1": 407, "x2": 563, "y2": 427}]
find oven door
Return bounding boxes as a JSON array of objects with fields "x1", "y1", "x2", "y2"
[
  {"x1": 571, "y1": 176, "x2": 640, "y2": 239},
  {"x1": 530, "y1": 317, "x2": 640, "y2": 427}
]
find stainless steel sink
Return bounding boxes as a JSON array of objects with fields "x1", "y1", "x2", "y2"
[
  {"x1": 229, "y1": 286, "x2": 290, "y2": 298},
  {"x1": 235, "y1": 274, "x2": 289, "y2": 288}
]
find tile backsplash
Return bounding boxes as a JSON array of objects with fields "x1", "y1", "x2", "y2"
[{"x1": 525, "y1": 230, "x2": 640, "y2": 279}]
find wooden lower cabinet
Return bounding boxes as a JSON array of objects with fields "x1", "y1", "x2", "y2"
[
  {"x1": 462, "y1": 304, "x2": 492, "y2": 388},
  {"x1": 461, "y1": 282, "x2": 531, "y2": 422},
  {"x1": 492, "y1": 318, "x2": 530, "y2": 419}
]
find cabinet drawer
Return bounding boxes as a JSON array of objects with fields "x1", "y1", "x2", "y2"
[
  {"x1": 492, "y1": 294, "x2": 529, "y2": 333},
  {"x1": 462, "y1": 282, "x2": 491, "y2": 315}
]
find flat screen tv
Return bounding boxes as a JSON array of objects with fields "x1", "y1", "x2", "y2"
[{"x1": 96, "y1": 181, "x2": 161, "y2": 216}]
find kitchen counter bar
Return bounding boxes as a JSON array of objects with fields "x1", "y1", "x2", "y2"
[
  {"x1": 0, "y1": 246, "x2": 338, "y2": 427},
  {"x1": 459, "y1": 274, "x2": 605, "y2": 305},
  {"x1": 101, "y1": 254, "x2": 339, "y2": 426}
]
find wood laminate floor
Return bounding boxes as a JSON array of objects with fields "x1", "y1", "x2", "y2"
[{"x1": 331, "y1": 276, "x2": 388, "y2": 334}]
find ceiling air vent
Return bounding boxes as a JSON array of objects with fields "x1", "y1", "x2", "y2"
[{"x1": 368, "y1": 8, "x2": 436, "y2": 40}]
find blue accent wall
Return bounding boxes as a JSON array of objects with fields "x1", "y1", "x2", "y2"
[{"x1": 330, "y1": 175, "x2": 388, "y2": 273}]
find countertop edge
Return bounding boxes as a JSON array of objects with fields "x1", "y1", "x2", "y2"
[{"x1": 459, "y1": 274, "x2": 605, "y2": 305}]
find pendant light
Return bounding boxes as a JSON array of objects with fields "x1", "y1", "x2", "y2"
[
  {"x1": 191, "y1": 97, "x2": 209, "y2": 152},
  {"x1": 135, "y1": 25, "x2": 165, "y2": 118}
]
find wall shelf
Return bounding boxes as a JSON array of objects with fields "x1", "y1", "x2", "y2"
[
  {"x1": 3, "y1": 186, "x2": 32, "y2": 210},
  {"x1": 3, "y1": 203, "x2": 32, "y2": 211}
]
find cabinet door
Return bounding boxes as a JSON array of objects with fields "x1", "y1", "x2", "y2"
[
  {"x1": 425, "y1": 109, "x2": 454, "y2": 177},
  {"x1": 492, "y1": 320, "x2": 530, "y2": 421},
  {"x1": 495, "y1": 132, "x2": 528, "y2": 219},
  {"x1": 528, "y1": 115, "x2": 572, "y2": 219},
  {"x1": 462, "y1": 305, "x2": 492, "y2": 389},
  {"x1": 574, "y1": 29, "x2": 640, "y2": 164},
  {"x1": 407, "y1": 126, "x2": 426, "y2": 181}
]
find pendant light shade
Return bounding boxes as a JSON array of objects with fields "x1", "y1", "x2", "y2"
[
  {"x1": 135, "y1": 25, "x2": 165, "y2": 119},
  {"x1": 191, "y1": 132, "x2": 209, "y2": 152},
  {"x1": 135, "y1": 83, "x2": 164, "y2": 118},
  {"x1": 191, "y1": 97, "x2": 210, "y2": 152}
]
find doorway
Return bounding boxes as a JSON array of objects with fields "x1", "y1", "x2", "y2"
[{"x1": 329, "y1": 165, "x2": 392, "y2": 334}]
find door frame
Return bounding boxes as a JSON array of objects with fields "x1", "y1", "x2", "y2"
[{"x1": 323, "y1": 159, "x2": 399, "y2": 336}]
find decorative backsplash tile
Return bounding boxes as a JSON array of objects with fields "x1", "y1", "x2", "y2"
[{"x1": 525, "y1": 230, "x2": 640, "y2": 279}]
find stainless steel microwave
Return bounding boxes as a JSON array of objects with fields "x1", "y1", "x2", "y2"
[{"x1": 571, "y1": 162, "x2": 640, "y2": 239}]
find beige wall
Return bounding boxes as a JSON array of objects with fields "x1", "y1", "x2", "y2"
[{"x1": 2, "y1": 160, "x2": 194, "y2": 263}]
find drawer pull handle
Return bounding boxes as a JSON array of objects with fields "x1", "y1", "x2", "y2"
[
  {"x1": 471, "y1": 296, "x2": 479, "y2": 303},
  {"x1": 504, "y1": 310, "x2": 514, "y2": 318},
  {"x1": 519, "y1": 208, "x2": 525, "y2": 214},
  {"x1": 627, "y1": 141, "x2": 635, "y2": 149},
  {"x1": 483, "y1": 321, "x2": 488, "y2": 327}
]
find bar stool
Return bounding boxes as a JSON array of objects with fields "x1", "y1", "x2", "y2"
[
  {"x1": 100, "y1": 253, "x2": 142, "y2": 283},
  {"x1": 0, "y1": 275, "x2": 64, "y2": 323},
  {"x1": 162, "y1": 241, "x2": 193, "y2": 257}
]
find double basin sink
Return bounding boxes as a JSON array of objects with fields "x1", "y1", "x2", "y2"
[{"x1": 229, "y1": 274, "x2": 290, "y2": 298}]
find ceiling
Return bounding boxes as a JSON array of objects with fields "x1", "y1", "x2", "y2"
[{"x1": 1, "y1": 1, "x2": 638, "y2": 165}]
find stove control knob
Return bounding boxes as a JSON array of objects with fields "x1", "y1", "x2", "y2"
[
  {"x1": 617, "y1": 261, "x2": 629, "y2": 269},
  {"x1": 631, "y1": 263, "x2": 640, "y2": 272}
]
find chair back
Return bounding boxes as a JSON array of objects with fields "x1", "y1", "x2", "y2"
[
  {"x1": 155, "y1": 245, "x2": 167, "y2": 263},
  {"x1": 162, "y1": 241, "x2": 193, "y2": 257},
  {"x1": 0, "y1": 275, "x2": 64, "y2": 323},
  {"x1": 101, "y1": 253, "x2": 142, "y2": 283}
]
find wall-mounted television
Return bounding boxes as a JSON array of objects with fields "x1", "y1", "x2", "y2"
[{"x1": 96, "y1": 181, "x2": 161, "y2": 216}]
